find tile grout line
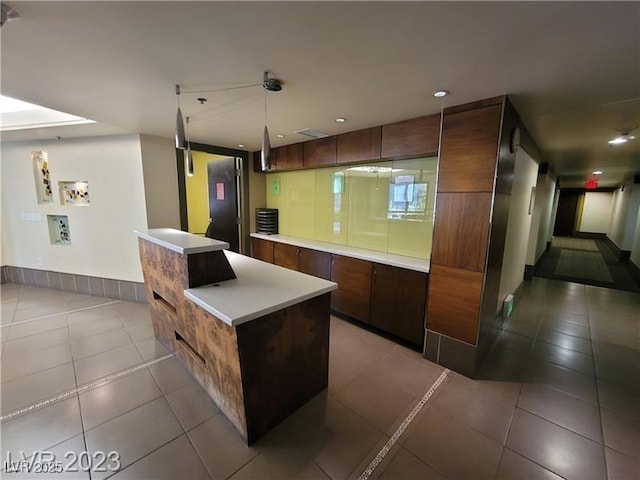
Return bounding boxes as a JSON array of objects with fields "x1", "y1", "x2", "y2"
[
  {"x1": 357, "y1": 368, "x2": 450, "y2": 480},
  {"x1": 0, "y1": 300, "x2": 121, "y2": 328},
  {"x1": 0, "y1": 353, "x2": 174, "y2": 423}
]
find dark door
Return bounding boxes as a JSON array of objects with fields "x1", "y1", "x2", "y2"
[
  {"x1": 553, "y1": 190, "x2": 580, "y2": 237},
  {"x1": 207, "y1": 157, "x2": 240, "y2": 252}
]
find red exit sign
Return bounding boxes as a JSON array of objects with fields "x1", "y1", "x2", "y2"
[{"x1": 585, "y1": 179, "x2": 598, "y2": 189}]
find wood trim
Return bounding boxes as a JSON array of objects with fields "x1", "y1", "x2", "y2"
[
  {"x1": 381, "y1": 114, "x2": 440, "y2": 159},
  {"x1": 337, "y1": 126, "x2": 382, "y2": 164},
  {"x1": 431, "y1": 192, "x2": 492, "y2": 272},
  {"x1": 426, "y1": 264, "x2": 482, "y2": 345}
]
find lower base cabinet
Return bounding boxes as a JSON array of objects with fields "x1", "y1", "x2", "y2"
[
  {"x1": 330, "y1": 254, "x2": 372, "y2": 323},
  {"x1": 370, "y1": 263, "x2": 427, "y2": 346},
  {"x1": 251, "y1": 237, "x2": 427, "y2": 346}
]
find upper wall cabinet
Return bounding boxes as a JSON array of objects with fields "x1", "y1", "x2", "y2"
[
  {"x1": 273, "y1": 143, "x2": 303, "y2": 171},
  {"x1": 303, "y1": 137, "x2": 337, "y2": 168},
  {"x1": 337, "y1": 127, "x2": 382, "y2": 164},
  {"x1": 381, "y1": 114, "x2": 440, "y2": 159}
]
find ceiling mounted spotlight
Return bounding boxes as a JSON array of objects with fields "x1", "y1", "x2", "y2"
[
  {"x1": 593, "y1": 170, "x2": 603, "y2": 175},
  {"x1": 335, "y1": 118, "x2": 346, "y2": 123},
  {"x1": 433, "y1": 90, "x2": 449, "y2": 98},
  {"x1": 276, "y1": 134, "x2": 285, "y2": 138}
]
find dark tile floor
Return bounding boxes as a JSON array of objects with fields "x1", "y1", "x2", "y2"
[{"x1": 0, "y1": 278, "x2": 638, "y2": 479}]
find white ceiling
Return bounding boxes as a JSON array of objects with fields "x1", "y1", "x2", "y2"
[{"x1": 2, "y1": 1, "x2": 638, "y2": 188}]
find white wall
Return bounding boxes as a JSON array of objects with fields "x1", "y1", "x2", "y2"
[
  {"x1": 579, "y1": 191, "x2": 613, "y2": 233},
  {"x1": 526, "y1": 172, "x2": 557, "y2": 265},
  {"x1": 1, "y1": 135, "x2": 148, "y2": 282},
  {"x1": 608, "y1": 182, "x2": 640, "y2": 251},
  {"x1": 140, "y1": 135, "x2": 181, "y2": 229},
  {"x1": 498, "y1": 148, "x2": 538, "y2": 310},
  {"x1": 630, "y1": 192, "x2": 640, "y2": 269}
]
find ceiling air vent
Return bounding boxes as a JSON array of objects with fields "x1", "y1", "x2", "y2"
[{"x1": 294, "y1": 128, "x2": 329, "y2": 139}]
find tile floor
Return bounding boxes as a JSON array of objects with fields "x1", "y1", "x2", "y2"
[{"x1": 0, "y1": 278, "x2": 638, "y2": 479}]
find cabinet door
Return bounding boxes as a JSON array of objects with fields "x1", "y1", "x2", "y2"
[
  {"x1": 273, "y1": 243, "x2": 300, "y2": 271},
  {"x1": 252, "y1": 238, "x2": 274, "y2": 263},
  {"x1": 274, "y1": 143, "x2": 303, "y2": 170},
  {"x1": 330, "y1": 255, "x2": 372, "y2": 323},
  {"x1": 299, "y1": 248, "x2": 331, "y2": 280},
  {"x1": 381, "y1": 114, "x2": 440, "y2": 159},
  {"x1": 370, "y1": 263, "x2": 427, "y2": 346},
  {"x1": 337, "y1": 127, "x2": 382, "y2": 164},
  {"x1": 303, "y1": 137, "x2": 337, "y2": 167}
]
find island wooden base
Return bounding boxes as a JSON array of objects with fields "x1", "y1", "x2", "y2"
[{"x1": 139, "y1": 238, "x2": 330, "y2": 445}]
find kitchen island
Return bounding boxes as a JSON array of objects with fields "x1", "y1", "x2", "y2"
[{"x1": 135, "y1": 228, "x2": 337, "y2": 444}]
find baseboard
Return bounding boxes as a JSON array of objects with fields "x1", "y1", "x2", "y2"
[{"x1": 2, "y1": 266, "x2": 148, "y2": 303}]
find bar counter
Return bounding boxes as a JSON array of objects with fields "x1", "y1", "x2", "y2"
[{"x1": 135, "y1": 228, "x2": 337, "y2": 444}]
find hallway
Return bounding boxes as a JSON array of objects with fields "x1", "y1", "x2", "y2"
[
  {"x1": 534, "y1": 236, "x2": 640, "y2": 292},
  {"x1": 1, "y1": 277, "x2": 639, "y2": 479}
]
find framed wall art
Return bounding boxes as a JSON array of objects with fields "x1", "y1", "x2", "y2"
[
  {"x1": 32, "y1": 151, "x2": 53, "y2": 204},
  {"x1": 59, "y1": 181, "x2": 90, "y2": 206},
  {"x1": 47, "y1": 215, "x2": 71, "y2": 245}
]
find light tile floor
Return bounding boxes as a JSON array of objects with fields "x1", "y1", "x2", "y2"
[{"x1": 0, "y1": 278, "x2": 638, "y2": 479}]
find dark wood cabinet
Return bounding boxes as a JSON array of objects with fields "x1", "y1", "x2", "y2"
[
  {"x1": 303, "y1": 137, "x2": 337, "y2": 167},
  {"x1": 273, "y1": 143, "x2": 303, "y2": 171},
  {"x1": 251, "y1": 237, "x2": 274, "y2": 263},
  {"x1": 330, "y1": 255, "x2": 372, "y2": 323},
  {"x1": 370, "y1": 263, "x2": 427, "y2": 346},
  {"x1": 299, "y1": 248, "x2": 331, "y2": 280},
  {"x1": 381, "y1": 114, "x2": 440, "y2": 159},
  {"x1": 337, "y1": 127, "x2": 382, "y2": 164},
  {"x1": 273, "y1": 243, "x2": 300, "y2": 271}
]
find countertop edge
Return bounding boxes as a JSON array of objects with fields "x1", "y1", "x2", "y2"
[
  {"x1": 134, "y1": 229, "x2": 229, "y2": 255},
  {"x1": 251, "y1": 233, "x2": 430, "y2": 273},
  {"x1": 184, "y1": 283, "x2": 337, "y2": 327}
]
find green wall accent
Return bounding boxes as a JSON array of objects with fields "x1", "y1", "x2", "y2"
[{"x1": 266, "y1": 157, "x2": 437, "y2": 259}]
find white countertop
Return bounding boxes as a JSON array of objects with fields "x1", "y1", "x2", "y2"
[
  {"x1": 250, "y1": 233, "x2": 430, "y2": 273},
  {"x1": 185, "y1": 250, "x2": 337, "y2": 327},
  {"x1": 135, "y1": 228, "x2": 229, "y2": 255}
]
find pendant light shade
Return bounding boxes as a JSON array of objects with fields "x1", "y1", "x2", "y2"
[
  {"x1": 175, "y1": 106, "x2": 186, "y2": 150},
  {"x1": 261, "y1": 125, "x2": 271, "y2": 171},
  {"x1": 185, "y1": 146, "x2": 194, "y2": 177}
]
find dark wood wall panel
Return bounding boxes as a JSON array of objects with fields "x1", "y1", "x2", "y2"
[
  {"x1": 431, "y1": 192, "x2": 492, "y2": 272},
  {"x1": 337, "y1": 126, "x2": 382, "y2": 164},
  {"x1": 381, "y1": 114, "x2": 440, "y2": 159},
  {"x1": 251, "y1": 237, "x2": 274, "y2": 263},
  {"x1": 437, "y1": 104, "x2": 503, "y2": 193},
  {"x1": 303, "y1": 137, "x2": 337, "y2": 167},
  {"x1": 273, "y1": 243, "x2": 300, "y2": 271},
  {"x1": 426, "y1": 264, "x2": 483, "y2": 345}
]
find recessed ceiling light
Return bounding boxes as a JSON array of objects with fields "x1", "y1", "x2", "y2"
[
  {"x1": 592, "y1": 170, "x2": 603, "y2": 175},
  {"x1": 608, "y1": 137, "x2": 628, "y2": 145},
  {"x1": 335, "y1": 118, "x2": 346, "y2": 123},
  {"x1": 433, "y1": 90, "x2": 449, "y2": 98},
  {"x1": 276, "y1": 134, "x2": 285, "y2": 138},
  {"x1": 238, "y1": 144, "x2": 245, "y2": 148}
]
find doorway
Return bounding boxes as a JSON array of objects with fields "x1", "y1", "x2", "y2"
[
  {"x1": 177, "y1": 143, "x2": 249, "y2": 254},
  {"x1": 553, "y1": 189, "x2": 580, "y2": 236}
]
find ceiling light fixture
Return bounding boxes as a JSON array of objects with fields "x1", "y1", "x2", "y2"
[
  {"x1": 592, "y1": 170, "x2": 603, "y2": 175},
  {"x1": 608, "y1": 137, "x2": 628, "y2": 145},
  {"x1": 433, "y1": 90, "x2": 449, "y2": 98},
  {"x1": 276, "y1": 134, "x2": 285, "y2": 138},
  {"x1": 335, "y1": 118, "x2": 346, "y2": 123},
  {"x1": 238, "y1": 144, "x2": 245, "y2": 148},
  {"x1": 173, "y1": 72, "x2": 282, "y2": 167}
]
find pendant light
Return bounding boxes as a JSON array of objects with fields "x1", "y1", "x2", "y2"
[
  {"x1": 261, "y1": 71, "x2": 283, "y2": 172},
  {"x1": 175, "y1": 84, "x2": 186, "y2": 150},
  {"x1": 185, "y1": 116, "x2": 194, "y2": 177}
]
